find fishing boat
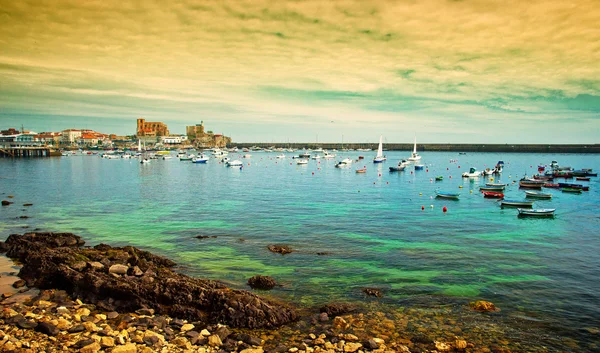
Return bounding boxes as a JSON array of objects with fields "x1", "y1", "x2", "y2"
[
  {"x1": 558, "y1": 183, "x2": 589, "y2": 191},
  {"x1": 543, "y1": 183, "x2": 560, "y2": 188},
  {"x1": 296, "y1": 159, "x2": 309, "y2": 165},
  {"x1": 373, "y1": 136, "x2": 386, "y2": 163},
  {"x1": 481, "y1": 168, "x2": 494, "y2": 176},
  {"x1": 192, "y1": 154, "x2": 209, "y2": 163},
  {"x1": 276, "y1": 154, "x2": 286, "y2": 159},
  {"x1": 576, "y1": 177, "x2": 590, "y2": 181},
  {"x1": 561, "y1": 188, "x2": 582, "y2": 194},
  {"x1": 407, "y1": 136, "x2": 421, "y2": 161},
  {"x1": 500, "y1": 199, "x2": 534, "y2": 208},
  {"x1": 226, "y1": 160, "x2": 243, "y2": 167},
  {"x1": 462, "y1": 167, "x2": 480, "y2": 178},
  {"x1": 517, "y1": 208, "x2": 555, "y2": 217},
  {"x1": 389, "y1": 165, "x2": 406, "y2": 172},
  {"x1": 482, "y1": 191, "x2": 504, "y2": 198},
  {"x1": 355, "y1": 167, "x2": 367, "y2": 173},
  {"x1": 525, "y1": 191, "x2": 552, "y2": 199},
  {"x1": 486, "y1": 182, "x2": 507, "y2": 187},
  {"x1": 179, "y1": 154, "x2": 194, "y2": 161},
  {"x1": 335, "y1": 158, "x2": 353, "y2": 168},
  {"x1": 519, "y1": 178, "x2": 545, "y2": 189},
  {"x1": 435, "y1": 176, "x2": 444, "y2": 181},
  {"x1": 435, "y1": 191, "x2": 460, "y2": 199},
  {"x1": 480, "y1": 185, "x2": 505, "y2": 192}
]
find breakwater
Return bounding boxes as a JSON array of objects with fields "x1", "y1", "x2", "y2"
[{"x1": 231, "y1": 143, "x2": 600, "y2": 153}]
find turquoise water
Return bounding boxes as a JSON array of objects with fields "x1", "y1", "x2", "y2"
[{"x1": 1, "y1": 151, "x2": 599, "y2": 347}]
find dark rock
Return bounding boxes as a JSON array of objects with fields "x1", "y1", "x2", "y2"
[
  {"x1": 319, "y1": 312, "x2": 329, "y2": 321},
  {"x1": 411, "y1": 334, "x2": 434, "y2": 344},
  {"x1": 170, "y1": 318, "x2": 185, "y2": 327},
  {"x1": 164, "y1": 326, "x2": 175, "y2": 338},
  {"x1": 36, "y1": 322, "x2": 60, "y2": 336},
  {"x1": 364, "y1": 339, "x2": 379, "y2": 350},
  {"x1": 247, "y1": 275, "x2": 277, "y2": 290},
  {"x1": 136, "y1": 308, "x2": 155, "y2": 316},
  {"x1": 68, "y1": 324, "x2": 86, "y2": 333},
  {"x1": 215, "y1": 326, "x2": 232, "y2": 341},
  {"x1": 235, "y1": 333, "x2": 262, "y2": 346},
  {"x1": 316, "y1": 252, "x2": 332, "y2": 256},
  {"x1": 106, "y1": 311, "x2": 119, "y2": 319},
  {"x1": 23, "y1": 203, "x2": 33, "y2": 206},
  {"x1": 143, "y1": 334, "x2": 159, "y2": 346},
  {"x1": 16, "y1": 318, "x2": 38, "y2": 329},
  {"x1": 12, "y1": 279, "x2": 26, "y2": 288},
  {"x1": 268, "y1": 344, "x2": 289, "y2": 353},
  {"x1": 222, "y1": 338, "x2": 238, "y2": 351},
  {"x1": 319, "y1": 303, "x2": 356, "y2": 316},
  {"x1": 73, "y1": 339, "x2": 95, "y2": 349},
  {"x1": 2, "y1": 232, "x2": 297, "y2": 329},
  {"x1": 2, "y1": 200, "x2": 12, "y2": 206},
  {"x1": 362, "y1": 287, "x2": 384, "y2": 298},
  {"x1": 71, "y1": 261, "x2": 87, "y2": 271},
  {"x1": 18, "y1": 216, "x2": 30, "y2": 219},
  {"x1": 267, "y1": 244, "x2": 293, "y2": 255},
  {"x1": 185, "y1": 330, "x2": 199, "y2": 339},
  {"x1": 195, "y1": 235, "x2": 217, "y2": 239}
]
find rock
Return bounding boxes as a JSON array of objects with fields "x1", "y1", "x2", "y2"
[
  {"x1": 112, "y1": 344, "x2": 138, "y2": 353},
  {"x1": 79, "y1": 341, "x2": 101, "y2": 353},
  {"x1": 56, "y1": 306, "x2": 70, "y2": 315},
  {"x1": 267, "y1": 244, "x2": 293, "y2": 255},
  {"x1": 363, "y1": 339, "x2": 379, "y2": 350},
  {"x1": 455, "y1": 339, "x2": 468, "y2": 350},
  {"x1": 195, "y1": 235, "x2": 218, "y2": 239},
  {"x1": 71, "y1": 261, "x2": 87, "y2": 271},
  {"x1": 332, "y1": 316, "x2": 348, "y2": 329},
  {"x1": 23, "y1": 203, "x2": 33, "y2": 206},
  {"x1": 248, "y1": 275, "x2": 278, "y2": 290},
  {"x1": 362, "y1": 287, "x2": 383, "y2": 298},
  {"x1": 35, "y1": 322, "x2": 60, "y2": 336},
  {"x1": 88, "y1": 262, "x2": 104, "y2": 271},
  {"x1": 100, "y1": 336, "x2": 115, "y2": 348},
  {"x1": 320, "y1": 303, "x2": 356, "y2": 316},
  {"x1": 200, "y1": 329, "x2": 211, "y2": 337},
  {"x1": 469, "y1": 300, "x2": 499, "y2": 312},
  {"x1": 16, "y1": 318, "x2": 38, "y2": 329},
  {"x1": 131, "y1": 266, "x2": 144, "y2": 276},
  {"x1": 12, "y1": 279, "x2": 26, "y2": 288},
  {"x1": 1, "y1": 200, "x2": 13, "y2": 206},
  {"x1": 136, "y1": 308, "x2": 155, "y2": 316},
  {"x1": 208, "y1": 334, "x2": 223, "y2": 347},
  {"x1": 68, "y1": 324, "x2": 86, "y2": 333},
  {"x1": 240, "y1": 349, "x2": 264, "y2": 353},
  {"x1": 180, "y1": 323, "x2": 195, "y2": 332},
  {"x1": 215, "y1": 326, "x2": 232, "y2": 340},
  {"x1": 435, "y1": 341, "x2": 451, "y2": 351},
  {"x1": 344, "y1": 342, "x2": 362, "y2": 352},
  {"x1": 172, "y1": 337, "x2": 191, "y2": 348},
  {"x1": 108, "y1": 264, "x2": 129, "y2": 275},
  {"x1": 82, "y1": 321, "x2": 98, "y2": 332},
  {"x1": 76, "y1": 308, "x2": 91, "y2": 316}
]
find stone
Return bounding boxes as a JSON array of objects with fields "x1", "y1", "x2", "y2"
[
  {"x1": 71, "y1": 261, "x2": 87, "y2": 271},
  {"x1": 16, "y1": 318, "x2": 38, "y2": 329},
  {"x1": 267, "y1": 244, "x2": 293, "y2": 255},
  {"x1": 12, "y1": 279, "x2": 27, "y2": 288},
  {"x1": 106, "y1": 311, "x2": 119, "y2": 319},
  {"x1": 362, "y1": 287, "x2": 383, "y2": 298},
  {"x1": 332, "y1": 316, "x2": 348, "y2": 329},
  {"x1": 215, "y1": 326, "x2": 231, "y2": 340},
  {"x1": 76, "y1": 308, "x2": 91, "y2": 317},
  {"x1": 100, "y1": 336, "x2": 115, "y2": 348},
  {"x1": 172, "y1": 337, "x2": 191, "y2": 349},
  {"x1": 470, "y1": 300, "x2": 499, "y2": 312},
  {"x1": 1, "y1": 200, "x2": 12, "y2": 206},
  {"x1": 180, "y1": 323, "x2": 195, "y2": 332},
  {"x1": 79, "y1": 341, "x2": 101, "y2": 353},
  {"x1": 248, "y1": 275, "x2": 278, "y2": 290},
  {"x1": 112, "y1": 343, "x2": 138, "y2": 353},
  {"x1": 132, "y1": 266, "x2": 144, "y2": 276},
  {"x1": 208, "y1": 334, "x2": 223, "y2": 347},
  {"x1": 344, "y1": 342, "x2": 362, "y2": 352},
  {"x1": 363, "y1": 339, "x2": 379, "y2": 350},
  {"x1": 435, "y1": 341, "x2": 451, "y2": 351},
  {"x1": 68, "y1": 324, "x2": 86, "y2": 333},
  {"x1": 109, "y1": 264, "x2": 129, "y2": 275},
  {"x1": 343, "y1": 334, "x2": 358, "y2": 341},
  {"x1": 35, "y1": 322, "x2": 60, "y2": 336},
  {"x1": 200, "y1": 329, "x2": 211, "y2": 337},
  {"x1": 88, "y1": 262, "x2": 104, "y2": 271},
  {"x1": 56, "y1": 306, "x2": 70, "y2": 315},
  {"x1": 320, "y1": 303, "x2": 356, "y2": 316},
  {"x1": 82, "y1": 321, "x2": 98, "y2": 332},
  {"x1": 240, "y1": 349, "x2": 264, "y2": 353},
  {"x1": 455, "y1": 339, "x2": 468, "y2": 350},
  {"x1": 318, "y1": 312, "x2": 329, "y2": 322},
  {"x1": 23, "y1": 203, "x2": 33, "y2": 206},
  {"x1": 136, "y1": 308, "x2": 155, "y2": 316}
]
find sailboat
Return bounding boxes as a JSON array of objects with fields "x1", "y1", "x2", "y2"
[
  {"x1": 407, "y1": 136, "x2": 421, "y2": 161},
  {"x1": 373, "y1": 136, "x2": 386, "y2": 163}
]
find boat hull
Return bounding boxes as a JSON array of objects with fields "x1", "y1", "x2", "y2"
[
  {"x1": 517, "y1": 208, "x2": 555, "y2": 217},
  {"x1": 501, "y1": 200, "x2": 534, "y2": 208}
]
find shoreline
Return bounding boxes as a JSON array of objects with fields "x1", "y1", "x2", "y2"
[{"x1": 0, "y1": 233, "x2": 594, "y2": 352}]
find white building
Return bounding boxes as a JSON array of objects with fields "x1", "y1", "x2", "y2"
[
  {"x1": 161, "y1": 135, "x2": 188, "y2": 144},
  {"x1": 62, "y1": 129, "x2": 82, "y2": 143}
]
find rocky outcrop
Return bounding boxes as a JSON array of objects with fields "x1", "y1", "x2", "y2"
[
  {"x1": 0, "y1": 232, "x2": 297, "y2": 329},
  {"x1": 267, "y1": 245, "x2": 293, "y2": 255},
  {"x1": 247, "y1": 275, "x2": 277, "y2": 290},
  {"x1": 362, "y1": 288, "x2": 383, "y2": 298},
  {"x1": 469, "y1": 300, "x2": 500, "y2": 312}
]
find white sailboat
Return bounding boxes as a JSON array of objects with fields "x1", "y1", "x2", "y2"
[
  {"x1": 407, "y1": 136, "x2": 421, "y2": 161},
  {"x1": 373, "y1": 136, "x2": 386, "y2": 163}
]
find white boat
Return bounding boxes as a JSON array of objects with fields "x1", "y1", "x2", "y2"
[
  {"x1": 297, "y1": 159, "x2": 309, "y2": 165},
  {"x1": 162, "y1": 155, "x2": 173, "y2": 160},
  {"x1": 192, "y1": 154, "x2": 209, "y2": 163},
  {"x1": 462, "y1": 167, "x2": 480, "y2": 178},
  {"x1": 179, "y1": 154, "x2": 194, "y2": 161},
  {"x1": 140, "y1": 158, "x2": 150, "y2": 164},
  {"x1": 226, "y1": 160, "x2": 243, "y2": 167},
  {"x1": 373, "y1": 136, "x2": 386, "y2": 163},
  {"x1": 407, "y1": 136, "x2": 421, "y2": 161},
  {"x1": 312, "y1": 155, "x2": 321, "y2": 160},
  {"x1": 482, "y1": 168, "x2": 494, "y2": 175},
  {"x1": 517, "y1": 208, "x2": 555, "y2": 217},
  {"x1": 335, "y1": 158, "x2": 353, "y2": 168},
  {"x1": 323, "y1": 151, "x2": 336, "y2": 159},
  {"x1": 276, "y1": 154, "x2": 286, "y2": 159},
  {"x1": 243, "y1": 154, "x2": 252, "y2": 159}
]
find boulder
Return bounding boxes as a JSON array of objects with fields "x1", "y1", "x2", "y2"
[
  {"x1": 35, "y1": 322, "x2": 60, "y2": 336},
  {"x1": 267, "y1": 245, "x2": 293, "y2": 255},
  {"x1": 319, "y1": 303, "x2": 356, "y2": 316},
  {"x1": 247, "y1": 275, "x2": 277, "y2": 290},
  {"x1": 1, "y1": 200, "x2": 13, "y2": 206},
  {"x1": 469, "y1": 300, "x2": 500, "y2": 312},
  {"x1": 362, "y1": 287, "x2": 383, "y2": 297},
  {"x1": 108, "y1": 264, "x2": 129, "y2": 275}
]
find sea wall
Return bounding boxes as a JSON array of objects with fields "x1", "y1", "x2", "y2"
[{"x1": 230, "y1": 143, "x2": 600, "y2": 153}]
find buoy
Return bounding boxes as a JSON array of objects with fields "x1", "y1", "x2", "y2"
[
  {"x1": 386, "y1": 181, "x2": 389, "y2": 184},
  {"x1": 312, "y1": 172, "x2": 314, "y2": 175},
  {"x1": 447, "y1": 168, "x2": 449, "y2": 170},
  {"x1": 419, "y1": 192, "x2": 422, "y2": 196},
  {"x1": 430, "y1": 205, "x2": 434, "y2": 208},
  {"x1": 411, "y1": 171, "x2": 413, "y2": 174},
  {"x1": 449, "y1": 176, "x2": 452, "y2": 178},
  {"x1": 430, "y1": 178, "x2": 433, "y2": 182},
  {"x1": 490, "y1": 177, "x2": 494, "y2": 181},
  {"x1": 421, "y1": 206, "x2": 425, "y2": 210},
  {"x1": 458, "y1": 166, "x2": 461, "y2": 168},
  {"x1": 379, "y1": 173, "x2": 381, "y2": 177},
  {"x1": 443, "y1": 206, "x2": 448, "y2": 213},
  {"x1": 426, "y1": 169, "x2": 429, "y2": 172},
  {"x1": 459, "y1": 185, "x2": 463, "y2": 188},
  {"x1": 470, "y1": 190, "x2": 473, "y2": 193},
  {"x1": 373, "y1": 182, "x2": 376, "y2": 184}
]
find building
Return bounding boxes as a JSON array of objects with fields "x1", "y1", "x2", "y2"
[
  {"x1": 186, "y1": 122, "x2": 205, "y2": 139},
  {"x1": 62, "y1": 129, "x2": 82, "y2": 144},
  {"x1": 35, "y1": 132, "x2": 62, "y2": 146},
  {"x1": 186, "y1": 121, "x2": 231, "y2": 148},
  {"x1": 137, "y1": 118, "x2": 169, "y2": 137},
  {"x1": 161, "y1": 135, "x2": 188, "y2": 144}
]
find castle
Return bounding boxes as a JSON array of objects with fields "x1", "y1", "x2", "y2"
[{"x1": 137, "y1": 118, "x2": 169, "y2": 137}]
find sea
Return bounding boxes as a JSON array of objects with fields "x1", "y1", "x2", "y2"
[{"x1": 1, "y1": 151, "x2": 599, "y2": 351}]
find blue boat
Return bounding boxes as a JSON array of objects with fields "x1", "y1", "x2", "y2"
[
  {"x1": 415, "y1": 164, "x2": 424, "y2": 170},
  {"x1": 436, "y1": 191, "x2": 460, "y2": 199}
]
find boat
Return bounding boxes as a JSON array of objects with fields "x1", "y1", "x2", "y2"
[
  {"x1": 373, "y1": 136, "x2": 386, "y2": 163},
  {"x1": 312, "y1": 155, "x2": 321, "y2": 160},
  {"x1": 296, "y1": 159, "x2": 308, "y2": 165},
  {"x1": 435, "y1": 176, "x2": 443, "y2": 181},
  {"x1": 226, "y1": 160, "x2": 243, "y2": 167},
  {"x1": 162, "y1": 155, "x2": 173, "y2": 160},
  {"x1": 561, "y1": 188, "x2": 582, "y2": 194},
  {"x1": 323, "y1": 151, "x2": 336, "y2": 159},
  {"x1": 179, "y1": 154, "x2": 194, "y2": 161},
  {"x1": 243, "y1": 154, "x2": 252, "y2": 159},
  {"x1": 482, "y1": 191, "x2": 504, "y2": 198},
  {"x1": 276, "y1": 154, "x2": 286, "y2": 159},
  {"x1": 335, "y1": 158, "x2": 353, "y2": 168},
  {"x1": 414, "y1": 164, "x2": 424, "y2": 170},
  {"x1": 462, "y1": 167, "x2": 480, "y2": 178},
  {"x1": 389, "y1": 165, "x2": 406, "y2": 172},
  {"x1": 458, "y1": 152, "x2": 467, "y2": 155},
  {"x1": 519, "y1": 178, "x2": 545, "y2": 189},
  {"x1": 481, "y1": 168, "x2": 494, "y2": 175},
  {"x1": 355, "y1": 167, "x2": 367, "y2": 173},
  {"x1": 156, "y1": 150, "x2": 170, "y2": 156},
  {"x1": 299, "y1": 152, "x2": 311, "y2": 158},
  {"x1": 525, "y1": 191, "x2": 552, "y2": 199},
  {"x1": 140, "y1": 158, "x2": 150, "y2": 164},
  {"x1": 435, "y1": 191, "x2": 460, "y2": 199},
  {"x1": 558, "y1": 183, "x2": 589, "y2": 191},
  {"x1": 576, "y1": 177, "x2": 590, "y2": 181},
  {"x1": 407, "y1": 136, "x2": 421, "y2": 161},
  {"x1": 543, "y1": 183, "x2": 559, "y2": 188},
  {"x1": 486, "y1": 182, "x2": 507, "y2": 187},
  {"x1": 500, "y1": 200, "x2": 534, "y2": 208},
  {"x1": 533, "y1": 175, "x2": 553, "y2": 181},
  {"x1": 480, "y1": 186, "x2": 505, "y2": 192},
  {"x1": 192, "y1": 154, "x2": 209, "y2": 163},
  {"x1": 517, "y1": 208, "x2": 555, "y2": 217}
]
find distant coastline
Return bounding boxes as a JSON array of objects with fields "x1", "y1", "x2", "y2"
[{"x1": 231, "y1": 143, "x2": 600, "y2": 153}]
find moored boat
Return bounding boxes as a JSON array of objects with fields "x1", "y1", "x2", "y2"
[
  {"x1": 561, "y1": 188, "x2": 582, "y2": 194},
  {"x1": 558, "y1": 183, "x2": 589, "y2": 191},
  {"x1": 519, "y1": 178, "x2": 545, "y2": 189},
  {"x1": 517, "y1": 208, "x2": 555, "y2": 217},
  {"x1": 192, "y1": 154, "x2": 209, "y2": 163},
  {"x1": 543, "y1": 183, "x2": 560, "y2": 188},
  {"x1": 482, "y1": 191, "x2": 504, "y2": 198},
  {"x1": 226, "y1": 160, "x2": 243, "y2": 167},
  {"x1": 501, "y1": 199, "x2": 534, "y2": 208},
  {"x1": 462, "y1": 167, "x2": 480, "y2": 178},
  {"x1": 296, "y1": 159, "x2": 309, "y2": 165},
  {"x1": 435, "y1": 191, "x2": 460, "y2": 199},
  {"x1": 355, "y1": 167, "x2": 367, "y2": 173},
  {"x1": 407, "y1": 136, "x2": 421, "y2": 161},
  {"x1": 435, "y1": 176, "x2": 443, "y2": 181},
  {"x1": 576, "y1": 177, "x2": 590, "y2": 181},
  {"x1": 414, "y1": 164, "x2": 424, "y2": 170},
  {"x1": 525, "y1": 191, "x2": 552, "y2": 199},
  {"x1": 335, "y1": 158, "x2": 353, "y2": 168},
  {"x1": 373, "y1": 136, "x2": 386, "y2": 163},
  {"x1": 480, "y1": 185, "x2": 505, "y2": 192}
]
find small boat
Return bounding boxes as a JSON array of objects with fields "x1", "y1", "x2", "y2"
[
  {"x1": 323, "y1": 151, "x2": 336, "y2": 159},
  {"x1": 525, "y1": 191, "x2": 552, "y2": 199},
  {"x1": 501, "y1": 199, "x2": 534, "y2": 208},
  {"x1": 543, "y1": 183, "x2": 560, "y2": 188},
  {"x1": 519, "y1": 178, "x2": 545, "y2": 189},
  {"x1": 533, "y1": 175, "x2": 553, "y2": 181},
  {"x1": 389, "y1": 165, "x2": 406, "y2": 172},
  {"x1": 481, "y1": 168, "x2": 493, "y2": 175},
  {"x1": 140, "y1": 158, "x2": 151, "y2": 164},
  {"x1": 558, "y1": 183, "x2": 589, "y2": 191},
  {"x1": 576, "y1": 177, "x2": 590, "y2": 181},
  {"x1": 192, "y1": 154, "x2": 209, "y2": 163},
  {"x1": 276, "y1": 154, "x2": 286, "y2": 159},
  {"x1": 458, "y1": 152, "x2": 467, "y2": 155},
  {"x1": 414, "y1": 164, "x2": 424, "y2": 170},
  {"x1": 243, "y1": 154, "x2": 252, "y2": 159},
  {"x1": 482, "y1": 191, "x2": 504, "y2": 198},
  {"x1": 179, "y1": 154, "x2": 194, "y2": 161},
  {"x1": 435, "y1": 176, "x2": 443, "y2": 181},
  {"x1": 462, "y1": 167, "x2": 480, "y2": 178},
  {"x1": 311, "y1": 155, "x2": 321, "y2": 160},
  {"x1": 297, "y1": 159, "x2": 309, "y2": 165},
  {"x1": 335, "y1": 158, "x2": 353, "y2": 168},
  {"x1": 299, "y1": 152, "x2": 311, "y2": 158},
  {"x1": 355, "y1": 167, "x2": 367, "y2": 173},
  {"x1": 561, "y1": 188, "x2": 582, "y2": 194},
  {"x1": 407, "y1": 136, "x2": 421, "y2": 161},
  {"x1": 486, "y1": 182, "x2": 507, "y2": 187},
  {"x1": 226, "y1": 160, "x2": 243, "y2": 167},
  {"x1": 480, "y1": 186, "x2": 505, "y2": 192},
  {"x1": 373, "y1": 136, "x2": 387, "y2": 163},
  {"x1": 435, "y1": 191, "x2": 460, "y2": 199},
  {"x1": 517, "y1": 208, "x2": 555, "y2": 217}
]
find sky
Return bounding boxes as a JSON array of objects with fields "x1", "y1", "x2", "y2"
[{"x1": 0, "y1": 0, "x2": 599, "y2": 143}]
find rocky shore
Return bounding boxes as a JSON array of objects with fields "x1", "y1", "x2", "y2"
[{"x1": 0, "y1": 232, "x2": 587, "y2": 352}]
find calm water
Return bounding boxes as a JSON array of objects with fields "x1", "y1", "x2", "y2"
[{"x1": 1, "y1": 151, "x2": 599, "y2": 349}]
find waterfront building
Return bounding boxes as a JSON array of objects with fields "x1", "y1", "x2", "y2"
[
  {"x1": 35, "y1": 132, "x2": 62, "y2": 146},
  {"x1": 61, "y1": 129, "x2": 82, "y2": 144},
  {"x1": 161, "y1": 135, "x2": 188, "y2": 144},
  {"x1": 186, "y1": 121, "x2": 231, "y2": 148},
  {"x1": 137, "y1": 118, "x2": 169, "y2": 137}
]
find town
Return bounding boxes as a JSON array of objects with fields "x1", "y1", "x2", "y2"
[{"x1": 0, "y1": 118, "x2": 231, "y2": 157}]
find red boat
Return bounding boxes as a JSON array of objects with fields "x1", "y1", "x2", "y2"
[
  {"x1": 576, "y1": 177, "x2": 590, "y2": 181},
  {"x1": 543, "y1": 183, "x2": 560, "y2": 188},
  {"x1": 482, "y1": 191, "x2": 504, "y2": 198}
]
